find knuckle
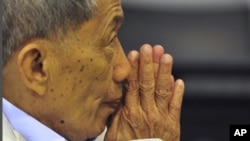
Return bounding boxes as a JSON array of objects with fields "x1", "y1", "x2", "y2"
[
  {"x1": 139, "y1": 78, "x2": 154, "y2": 91},
  {"x1": 155, "y1": 88, "x2": 170, "y2": 97},
  {"x1": 125, "y1": 79, "x2": 139, "y2": 91}
]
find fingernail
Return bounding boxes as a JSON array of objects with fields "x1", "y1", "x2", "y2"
[
  {"x1": 142, "y1": 45, "x2": 152, "y2": 55},
  {"x1": 129, "y1": 51, "x2": 138, "y2": 61},
  {"x1": 161, "y1": 54, "x2": 172, "y2": 64}
]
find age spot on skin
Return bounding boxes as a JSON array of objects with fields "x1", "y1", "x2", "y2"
[
  {"x1": 79, "y1": 65, "x2": 85, "y2": 72},
  {"x1": 60, "y1": 120, "x2": 65, "y2": 124}
]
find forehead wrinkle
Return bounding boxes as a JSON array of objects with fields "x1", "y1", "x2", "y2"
[
  {"x1": 99, "y1": 5, "x2": 123, "y2": 41},
  {"x1": 101, "y1": 1, "x2": 123, "y2": 26}
]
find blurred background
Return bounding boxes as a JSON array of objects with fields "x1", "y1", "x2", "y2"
[{"x1": 119, "y1": 0, "x2": 250, "y2": 140}]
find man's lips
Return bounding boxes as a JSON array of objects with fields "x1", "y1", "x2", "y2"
[{"x1": 104, "y1": 98, "x2": 121, "y2": 109}]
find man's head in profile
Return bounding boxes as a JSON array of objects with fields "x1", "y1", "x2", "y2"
[{"x1": 3, "y1": 0, "x2": 131, "y2": 140}]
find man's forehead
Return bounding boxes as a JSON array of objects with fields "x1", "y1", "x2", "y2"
[
  {"x1": 96, "y1": 0, "x2": 124, "y2": 23},
  {"x1": 97, "y1": 0, "x2": 122, "y2": 12}
]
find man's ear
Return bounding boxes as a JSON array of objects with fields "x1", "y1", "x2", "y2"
[{"x1": 17, "y1": 42, "x2": 48, "y2": 96}]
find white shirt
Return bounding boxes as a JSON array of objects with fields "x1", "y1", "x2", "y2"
[
  {"x1": 3, "y1": 98, "x2": 161, "y2": 141},
  {"x1": 3, "y1": 98, "x2": 68, "y2": 141}
]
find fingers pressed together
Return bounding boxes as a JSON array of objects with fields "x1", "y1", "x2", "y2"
[{"x1": 126, "y1": 44, "x2": 185, "y2": 120}]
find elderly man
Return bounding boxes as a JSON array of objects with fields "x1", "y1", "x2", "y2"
[{"x1": 2, "y1": 0, "x2": 185, "y2": 141}]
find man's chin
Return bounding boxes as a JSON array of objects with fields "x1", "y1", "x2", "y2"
[
  {"x1": 91, "y1": 121, "x2": 106, "y2": 137},
  {"x1": 87, "y1": 126, "x2": 107, "y2": 141}
]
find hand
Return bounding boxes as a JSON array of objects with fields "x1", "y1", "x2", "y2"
[{"x1": 105, "y1": 44, "x2": 185, "y2": 141}]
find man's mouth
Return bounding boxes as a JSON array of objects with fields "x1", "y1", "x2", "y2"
[
  {"x1": 104, "y1": 98, "x2": 121, "y2": 109},
  {"x1": 106, "y1": 101, "x2": 120, "y2": 109}
]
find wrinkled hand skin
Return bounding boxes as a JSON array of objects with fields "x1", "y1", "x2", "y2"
[{"x1": 105, "y1": 44, "x2": 185, "y2": 141}]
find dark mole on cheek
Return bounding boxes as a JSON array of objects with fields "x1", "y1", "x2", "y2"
[
  {"x1": 79, "y1": 80, "x2": 82, "y2": 83},
  {"x1": 50, "y1": 89, "x2": 54, "y2": 92},
  {"x1": 61, "y1": 94, "x2": 63, "y2": 97},
  {"x1": 68, "y1": 70, "x2": 72, "y2": 73},
  {"x1": 95, "y1": 77, "x2": 99, "y2": 81},
  {"x1": 90, "y1": 58, "x2": 93, "y2": 62},
  {"x1": 60, "y1": 120, "x2": 65, "y2": 124},
  {"x1": 79, "y1": 65, "x2": 85, "y2": 72},
  {"x1": 77, "y1": 59, "x2": 81, "y2": 63}
]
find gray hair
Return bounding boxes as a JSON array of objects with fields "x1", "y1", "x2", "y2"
[{"x1": 2, "y1": 0, "x2": 97, "y2": 65}]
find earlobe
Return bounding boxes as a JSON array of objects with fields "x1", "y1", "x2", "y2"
[{"x1": 17, "y1": 43, "x2": 48, "y2": 96}]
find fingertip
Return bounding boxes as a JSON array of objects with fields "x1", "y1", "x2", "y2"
[
  {"x1": 175, "y1": 79, "x2": 185, "y2": 92},
  {"x1": 153, "y1": 44, "x2": 164, "y2": 52},
  {"x1": 141, "y1": 43, "x2": 152, "y2": 48},
  {"x1": 176, "y1": 79, "x2": 185, "y2": 86},
  {"x1": 140, "y1": 44, "x2": 152, "y2": 55},
  {"x1": 153, "y1": 45, "x2": 164, "y2": 63},
  {"x1": 160, "y1": 54, "x2": 173, "y2": 64},
  {"x1": 128, "y1": 50, "x2": 139, "y2": 61}
]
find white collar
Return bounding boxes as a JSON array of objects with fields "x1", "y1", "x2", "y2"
[
  {"x1": 2, "y1": 98, "x2": 106, "y2": 141},
  {"x1": 3, "y1": 98, "x2": 67, "y2": 141}
]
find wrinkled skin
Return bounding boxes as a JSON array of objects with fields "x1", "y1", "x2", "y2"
[
  {"x1": 3, "y1": 0, "x2": 185, "y2": 140},
  {"x1": 105, "y1": 44, "x2": 185, "y2": 141},
  {"x1": 3, "y1": 0, "x2": 130, "y2": 140}
]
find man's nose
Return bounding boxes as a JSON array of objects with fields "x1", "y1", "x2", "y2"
[{"x1": 112, "y1": 49, "x2": 131, "y2": 82}]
